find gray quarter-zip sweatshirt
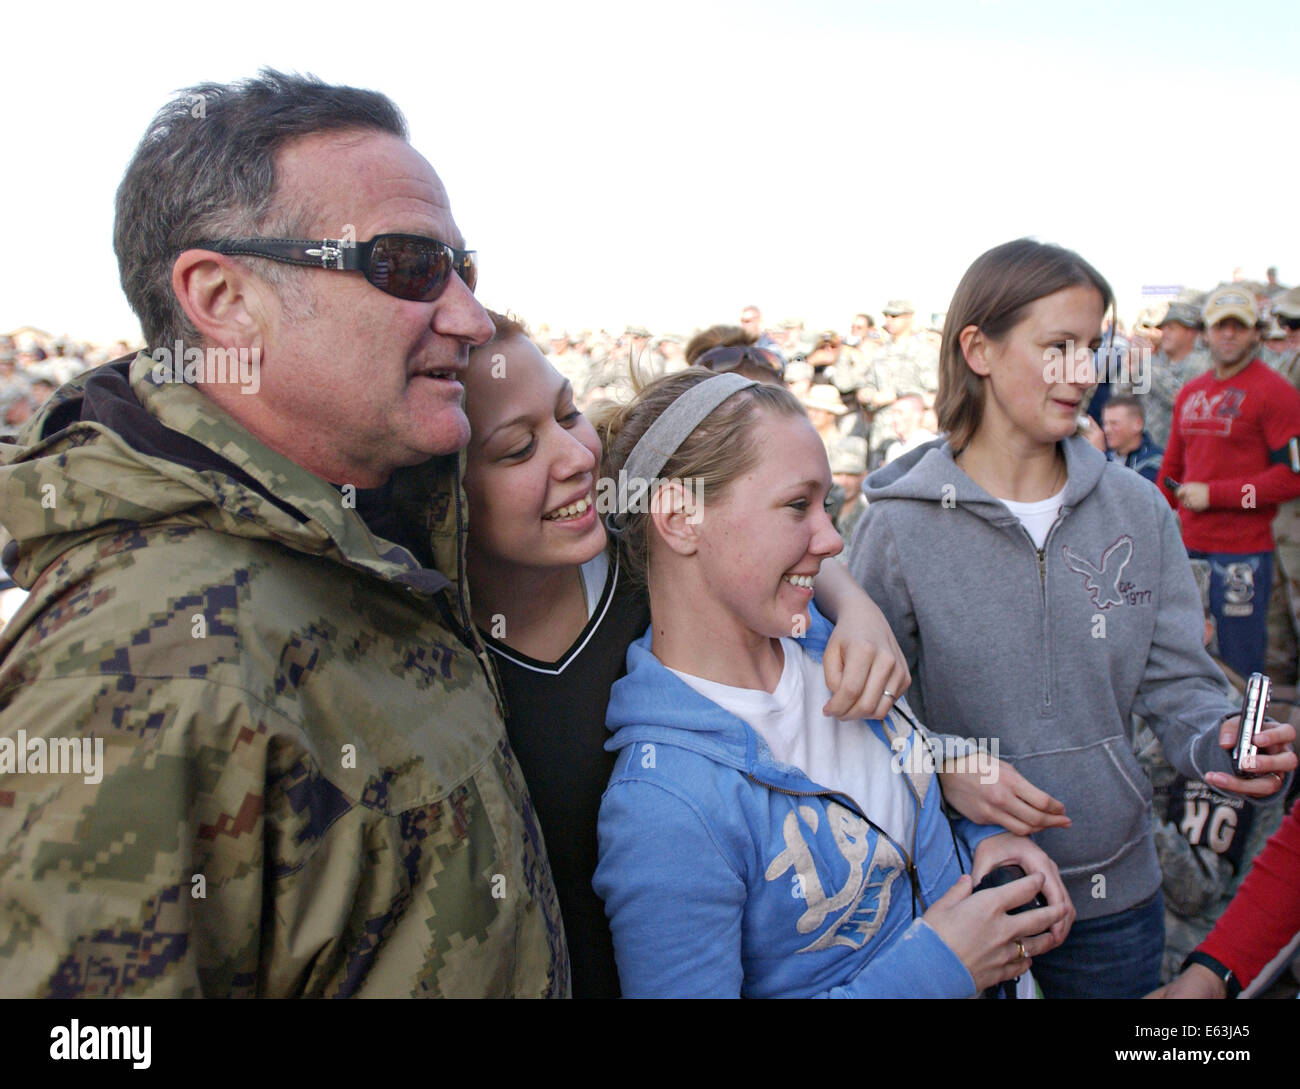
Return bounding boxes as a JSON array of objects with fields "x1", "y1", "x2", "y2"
[{"x1": 848, "y1": 434, "x2": 1239, "y2": 921}]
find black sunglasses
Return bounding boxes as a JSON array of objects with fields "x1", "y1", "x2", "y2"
[
  {"x1": 191, "y1": 234, "x2": 477, "y2": 302},
  {"x1": 693, "y1": 344, "x2": 785, "y2": 378}
]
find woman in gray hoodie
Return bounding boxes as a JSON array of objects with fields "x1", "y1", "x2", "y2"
[{"x1": 848, "y1": 239, "x2": 1295, "y2": 998}]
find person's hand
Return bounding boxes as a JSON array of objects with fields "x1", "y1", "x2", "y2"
[
  {"x1": 971, "y1": 832, "x2": 1075, "y2": 947},
  {"x1": 922, "y1": 872, "x2": 1068, "y2": 993},
  {"x1": 1145, "y1": 962, "x2": 1227, "y2": 999},
  {"x1": 821, "y1": 599, "x2": 910, "y2": 722},
  {"x1": 1205, "y1": 717, "x2": 1297, "y2": 797},
  {"x1": 939, "y1": 756, "x2": 1071, "y2": 836},
  {"x1": 1176, "y1": 482, "x2": 1210, "y2": 511}
]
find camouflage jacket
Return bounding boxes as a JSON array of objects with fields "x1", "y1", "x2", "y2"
[
  {"x1": 1270, "y1": 348, "x2": 1300, "y2": 576},
  {"x1": 0, "y1": 354, "x2": 569, "y2": 997},
  {"x1": 872, "y1": 335, "x2": 939, "y2": 396},
  {"x1": 1120, "y1": 348, "x2": 1212, "y2": 449}
]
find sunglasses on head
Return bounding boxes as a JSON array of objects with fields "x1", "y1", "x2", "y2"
[
  {"x1": 191, "y1": 234, "x2": 477, "y2": 302},
  {"x1": 693, "y1": 344, "x2": 785, "y2": 378}
]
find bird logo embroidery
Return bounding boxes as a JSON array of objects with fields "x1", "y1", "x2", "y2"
[{"x1": 1061, "y1": 536, "x2": 1134, "y2": 609}]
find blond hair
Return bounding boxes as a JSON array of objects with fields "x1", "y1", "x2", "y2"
[{"x1": 597, "y1": 370, "x2": 805, "y2": 589}]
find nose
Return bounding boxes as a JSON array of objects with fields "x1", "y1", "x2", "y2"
[
  {"x1": 553, "y1": 423, "x2": 597, "y2": 480},
  {"x1": 812, "y1": 505, "x2": 844, "y2": 560},
  {"x1": 432, "y1": 271, "x2": 494, "y2": 346}
]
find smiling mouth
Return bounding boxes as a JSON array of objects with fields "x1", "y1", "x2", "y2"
[
  {"x1": 543, "y1": 496, "x2": 593, "y2": 521},
  {"x1": 783, "y1": 574, "x2": 815, "y2": 589}
]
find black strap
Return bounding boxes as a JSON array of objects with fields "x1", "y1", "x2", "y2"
[
  {"x1": 1267, "y1": 436, "x2": 1300, "y2": 472},
  {"x1": 1181, "y1": 950, "x2": 1241, "y2": 999}
]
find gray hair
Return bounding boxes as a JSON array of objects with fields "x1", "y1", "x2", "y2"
[{"x1": 113, "y1": 69, "x2": 409, "y2": 349}]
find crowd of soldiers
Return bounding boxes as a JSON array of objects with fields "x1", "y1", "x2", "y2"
[
  {"x1": 4, "y1": 272, "x2": 1300, "y2": 993},
  {"x1": 7, "y1": 276, "x2": 1297, "y2": 536},
  {"x1": 0, "y1": 331, "x2": 137, "y2": 440}
]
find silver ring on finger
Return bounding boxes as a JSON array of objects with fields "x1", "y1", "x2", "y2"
[{"x1": 883, "y1": 689, "x2": 896, "y2": 700}]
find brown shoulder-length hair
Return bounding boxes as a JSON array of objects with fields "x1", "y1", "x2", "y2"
[{"x1": 937, "y1": 238, "x2": 1114, "y2": 453}]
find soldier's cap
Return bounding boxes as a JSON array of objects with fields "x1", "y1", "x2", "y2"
[
  {"x1": 779, "y1": 318, "x2": 804, "y2": 330},
  {"x1": 1274, "y1": 287, "x2": 1300, "y2": 321},
  {"x1": 882, "y1": 299, "x2": 914, "y2": 316},
  {"x1": 1134, "y1": 304, "x2": 1166, "y2": 331},
  {"x1": 798, "y1": 383, "x2": 849, "y2": 415},
  {"x1": 1157, "y1": 301, "x2": 1202, "y2": 329},
  {"x1": 1203, "y1": 285, "x2": 1260, "y2": 328},
  {"x1": 625, "y1": 325, "x2": 651, "y2": 339},
  {"x1": 828, "y1": 435, "x2": 868, "y2": 475}
]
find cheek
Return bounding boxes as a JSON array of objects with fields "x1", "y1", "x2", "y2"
[{"x1": 469, "y1": 465, "x2": 542, "y2": 543}]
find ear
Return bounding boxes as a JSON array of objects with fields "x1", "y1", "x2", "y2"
[
  {"x1": 171, "y1": 249, "x2": 274, "y2": 351},
  {"x1": 958, "y1": 323, "x2": 992, "y2": 377},
  {"x1": 648, "y1": 479, "x2": 701, "y2": 558}
]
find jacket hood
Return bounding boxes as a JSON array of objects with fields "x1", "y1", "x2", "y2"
[
  {"x1": 862, "y1": 433, "x2": 1108, "y2": 527},
  {"x1": 604, "y1": 606, "x2": 835, "y2": 775},
  {"x1": 0, "y1": 353, "x2": 461, "y2": 595}
]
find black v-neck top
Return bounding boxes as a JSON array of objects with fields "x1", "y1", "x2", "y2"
[{"x1": 480, "y1": 552, "x2": 650, "y2": 998}]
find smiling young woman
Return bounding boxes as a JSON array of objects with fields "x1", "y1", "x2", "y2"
[
  {"x1": 591, "y1": 369, "x2": 1069, "y2": 997},
  {"x1": 461, "y1": 314, "x2": 916, "y2": 997}
]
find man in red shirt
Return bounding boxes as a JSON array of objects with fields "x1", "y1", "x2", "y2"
[{"x1": 1159, "y1": 285, "x2": 1300, "y2": 679}]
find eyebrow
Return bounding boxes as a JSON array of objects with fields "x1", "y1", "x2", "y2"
[
  {"x1": 781, "y1": 478, "x2": 829, "y2": 495},
  {"x1": 481, "y1": 380, "x2": 576, "y2": 443}
]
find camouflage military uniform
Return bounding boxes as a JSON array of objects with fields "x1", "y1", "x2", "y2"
[
  {"x1": 1259, "y1": 342, "x2": 1299, "y2": 371},
  {"x1": 1134, "y1": 719, "x2": 1285, "y2": 983},
  {"x1": 873, "y1": 334, "x2": 939, "y2": 397},
  {"x1": 0, "y1": 354, "x2": 569, "y2": 997},
  {"x1": 1267, "y1": 346, "x2": 1300, "y2": 683},
  {"x1": 1122, "y1": 348, "x2": 1212, "y2": 449},
  {"x1": 856, "y1": 335, "x2": 938, "y2": 462}
]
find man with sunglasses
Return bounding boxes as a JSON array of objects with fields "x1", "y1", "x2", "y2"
[{"x1": 0, "y1": 71, "x2": 568, "y2": 998}]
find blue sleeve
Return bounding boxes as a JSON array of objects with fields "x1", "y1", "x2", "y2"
[
  {"x1": 595, "y1": 772, "x2": 979, "y2": 999},
  {"x1": 953, "y1": 815, "x2": 1007, "y2": 859},
  {"x1": 822, "y1": 919, "x2": 976, "y2": 999},
  {"x1": 594, "y1": 777, "x2": 747, "y2": 998},
  {"x1": 797, "y1": 599, "x2": 834, "y2": 657}
]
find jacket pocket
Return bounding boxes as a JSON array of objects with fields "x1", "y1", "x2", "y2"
[{"x1": 1011, "y1": 737, "x2": 1152, "y2": 877}]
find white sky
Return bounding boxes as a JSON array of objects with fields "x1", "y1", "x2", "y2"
[{"x1": 2, "y1": 0, "x2": 1296, "y2": 343}]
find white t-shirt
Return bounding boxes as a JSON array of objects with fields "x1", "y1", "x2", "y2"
[
  {"x1": 578, "y1": 549, "x2": 609, "y2": 619},
  {"x1": 668, "y1": 638, "x2": 914, "y2": 847},
  {"x1": 998, "y1": 484, "x2": 1066, "y2": 550}
]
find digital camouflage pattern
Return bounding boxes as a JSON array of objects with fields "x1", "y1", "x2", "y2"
[
  {"x1": 0, "y1": 353, "x2": 569, "y2": 997},
  {"x1": 1267, "y1": 347, "x2": 1300, "y2": 683},
  {"x1": 1117, "y1": 347, "x2": 1212, "y2": 450},
  {"x1": 1134, "y1": 720, "x2": 1284, "y2": 983}
]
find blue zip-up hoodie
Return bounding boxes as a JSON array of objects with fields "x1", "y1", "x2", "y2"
[{"x1": 593, "y1": 605, "x2": 1005, "y2": 998}]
